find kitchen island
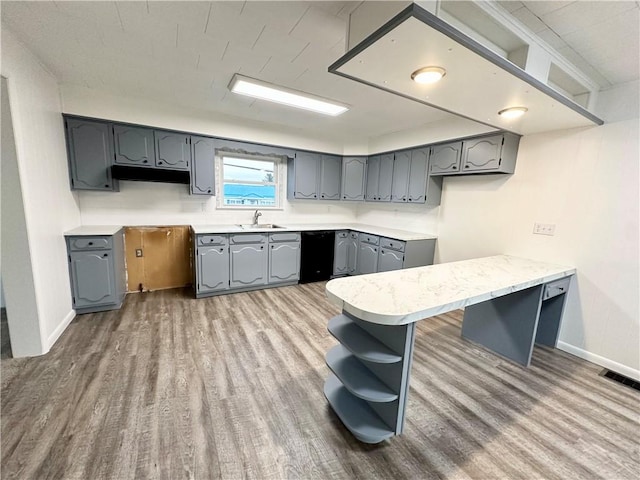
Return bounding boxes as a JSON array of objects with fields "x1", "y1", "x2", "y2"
[{"x1": 323, "y1": 255, "x2": 575, "y2": 443}]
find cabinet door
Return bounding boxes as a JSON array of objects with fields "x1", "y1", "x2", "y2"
[
  {"x1": 113, "y1": 125, "x2": 155, "y2": 166},
  {"x1": 347, "y1": 233, "x2": 358, "y2": 274},
  {"x1": 430, "y1": 142, "x2": 462, "y2": 175},
  {"x1": 377, "y1": 154, "x2": 394, "y2": 202},
  {"x1": 155, "y1": 131, "x2": 191, "y2": 170},
  {"x1": 69, "y1": 251, "x2": 116, "y2": 308},
  {"x1": 197, "y1": 246, "x2": 229, "y2": 293},
  {"x1": 230, "y1": 244, "x2": 268, "y2": 288},
  {"x1": 293, "y1": 152, "x2": 319, "y2": 199},
  {"x1": 319, "y1": 155, "x2": 341, "y2": 200},
  {"x1": 333, "y1": 231, "x2": 349, "y2": 275},
  {"x1": 357, "y1": 243, "x2": 379, "y2": 275},
  {"x1": 407, "y1": 148, "x2": 428, "y2": 203},
  {"x1": 191, "y1": 136, "x2": 215, "y2": 195},
  {"x1": 378, "y1": 249, "x2": 404, "y2": 272},
  {"x1": 341, "y1": 157, "x2": 367, "y2": 201},
  {"x1": 269, "y1": 242, "x2": 301, "y2": 283},
  {"x1": 65, "y1": 119, "x2": 116, "y2": 191},
  {"x1": 391, "y1": 151, "x2": 410, "y2": 203},
  {"x1": 461, "y1": 135, "x2": 503, "y2": 172},
  {"x1": 365, "y1": 155, "x2": 380, "y2": 201}
]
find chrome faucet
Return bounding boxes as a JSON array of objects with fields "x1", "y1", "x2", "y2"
[{"x1": 252, "y1": 209, "x2": 262, "y2": 226}]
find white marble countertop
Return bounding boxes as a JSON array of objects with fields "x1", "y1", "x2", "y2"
[
  {"x1": 64, "y1": 225, "x2": 123, "y2": 236},
  {"x1": 192, "y1": 223, "x2": 436, "y2": 241},
  {"x1": 325, "y1": 255, "x2": 576, "y2": 326}
]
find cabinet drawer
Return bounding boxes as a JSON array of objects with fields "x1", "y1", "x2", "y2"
[
  {"x1": 336, "y1": 230, "x2": 348, "y2": 239},
  {"x1": 269, "y1": 232, "x2": 300, "y2": 243},
  {"x1": 543, "y1": 278, "x2": 570, "y2": 300},
  {"x1": 379, "y1": 237, "x2": 405, "y2": 252},
  {"x1": 68, "y1": 236, "x2": 112, "y2": 251},
  {"x1": 197, "y1": 235, "x2": 228, "y2": 246},
  {"x1": 230, "y1": 233, "x2": 267, "y2": 244},
  {"x1": 359, "y1": 233, "x2": 379, "y2": 245}
]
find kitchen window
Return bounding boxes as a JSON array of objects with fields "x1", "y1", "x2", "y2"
[{"x1": 216, "y1": 154, "x2": 283, "y2": 209}]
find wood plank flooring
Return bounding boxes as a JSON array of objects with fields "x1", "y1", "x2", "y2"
[{"x1": 2, "y1": 284, "x2": 639, "y2": 479}]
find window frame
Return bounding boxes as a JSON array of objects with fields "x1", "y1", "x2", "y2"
[{"x1": 215, "y1": 152, "x2": 285, "y2": 210}]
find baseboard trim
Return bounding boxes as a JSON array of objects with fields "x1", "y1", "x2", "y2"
[
  {"x1": 46, "y1": 309, "x2": 76, "y2": 352},
  {"x1": 557, "y1": 341, "x2": 640, "y2": 381}
]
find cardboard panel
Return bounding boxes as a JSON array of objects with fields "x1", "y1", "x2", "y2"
[{"x1": 124, "y1": 226, "x2": 192, "y2": 292}]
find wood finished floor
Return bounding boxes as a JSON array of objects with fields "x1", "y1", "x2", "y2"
[{"x1": 1, "y1": 284, "x2": 639, "y2": 480}]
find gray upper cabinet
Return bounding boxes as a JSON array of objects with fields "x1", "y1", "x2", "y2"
[
  {"x1": 191, "y1": 136, "x2": 215, "y2": 196},
  {"x1": 407, "y1": 148, "x2": 429, "y2": 203},
  {"x1": 288, "y1": 151, "x2": 319, "y2": 199},
  {"x1": 65, "y1": 118, "x2": 117, "y2": 191},
  {"x1": 197, "y1": 245, "x2": 229, "y2": 293},
  {"x1": 357, "y1": 242, "x2": 379, "y2": 275},
  {"x1": 461, "y1": 133, "x2": 520, "y2": 174},
  {"x1": 319, "y1": 155, "x2": 341, "y2": 200},
  {"x1": 341, "y1": 156, "x2": 367, "y2": 201},
  {"x1": 113, "y1": 125, "x2": 155, "y2": 166},
  {"x1": 230, "y1": 242, "x2": 268, "y2": 288},
  {"x1": 155, "y1": 130, "x2": 191, "y2": 170},
  {"x1": 391, "y1": 151, "x2": 411, "y2": 203},
  {"x1": 268, "y1": 242, "x2": 301, "y2": 283},
  {"x1": 430, "y1": 141, "x2": 462, "y2": 175},
  {"x1": 365, "y1": 155, "x2": 380, "y2": 201},
  {"x1": 333, "y1": 231, "x2": 349, "y2": 276},
  {"x1": 366, "y1": 154, "x2": 393, "y2": 202}
]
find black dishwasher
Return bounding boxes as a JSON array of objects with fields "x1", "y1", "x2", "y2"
[{"x1": 300, "y1": 231, "x2": 335, "y2": 283}]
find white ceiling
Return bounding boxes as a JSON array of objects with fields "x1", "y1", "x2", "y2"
[{"x1": 1, "y1": 1, "x2": 638, "y2": 141}]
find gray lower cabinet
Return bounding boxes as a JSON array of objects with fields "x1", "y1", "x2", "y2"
[
  {"x1": 113, "y1": 125, "x2": 155, "y2": 166},
  {"x1": 155, "y1": 130, "x2": 190, "y2": 170},
  {"x1": 65, "y1": 118, "x2": 118, "y2": 191},
  {"x1": 378, "y1": 248, "x2": 404, "y2": 272},
  {"x1": 333, "y1": 230, "x2": 349, "y2": 275},
  {"x1": 357, "y1": 234, "x2": 379, "y2": 275},
  {"x1": 65, "y1": 230, "x2": 126, "y2": 314},
  {"x1": 197, "y1": 245, "x2": 229, "y2": 293},
  {"x1": 319, "y1": 155, "x2": 341, "y2": 200},
  {"x1": 347, "y1": 232, "x2": 358, "y2": 274},
  {"x1": 268, "y1": 233, "x2": 301, "y2": 283},
  {"x1": 341, "y1": 157, "x2": 367, "y2": 201},
  {"x1": 191, "y1": 136, "x2": 215, "y2": 195},
  {"x1": 229, "y1": 234, "x2": 268, "y2": 288}
]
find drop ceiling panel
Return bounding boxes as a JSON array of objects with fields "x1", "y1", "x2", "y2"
[
  {"x1": 334, "y1": 16, "x2": 601, "y2": 135},
  {"x1": 538, "y1": 1, "x2": 638, "y2": 36}
]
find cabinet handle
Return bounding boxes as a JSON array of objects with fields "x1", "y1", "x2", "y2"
[
  {"x1": 105, "y1": 184, "x2": 109, "y2": 188},
  {"x1": 465, "y1": 165, "x2": 469, "y2": 168},
  {"x1": 208, "y1": 189, "x2": 212, "y2": 193},
  {"x1": 321, "y1": 195, "x2": 324, "y2": 198},
  {"x1": 143, "y1": 160, "x2": 148, "y2": 163},
  {"x1": 271, "y1": 245, "x2": 274, "y2": 249},
  {"x1": 453, "y1": 166, "x2": 457, "y2": 169},
  {"x1": 220, "y1": 248, "x2": 223, "y2": 252},
  {"x1": 261, "y1": 246, "x2": 264, "y2": 249},
  {"x1": 343, "y1": 196, "x2": 346, "y2": 199},
  {"x1": 103, "y1": 253, "x2": 108, "y2": 257},
  {"x1": 314, "y1": 194, "x2": 317, "y2": 198},
  {"x1": 408, "y1": 198, "x2": 412, "y2": 202}
]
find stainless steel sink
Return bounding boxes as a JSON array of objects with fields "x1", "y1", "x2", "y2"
[{"x1": 237, "y1": 224, "x2": 285, "y2": 229}]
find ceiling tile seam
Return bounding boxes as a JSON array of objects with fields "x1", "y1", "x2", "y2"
[
  {"x1": 220, "y1": 41, "x2": 230, "y2": 61},
  {"x1": 259, "y1": 56, "x2": 272, "y2": 74},
  {"x1": 113, "y1": 1, "x2": 125, "y2": 32},
  {"x1": 252, "y1": 25, "x2": 267, "y2": 50},
  {"x1": 204, "y1": 3, "x2": 213, "y2": 34},
  {"x1": 288, "y1": 5, "x2": 312, "y2": 35},
  {"x1": 291, "y1": 42, "x2": 310, "y2": 63},
  {"x1": 239, "y1": 1, "x2": 247, "y2": 17}
]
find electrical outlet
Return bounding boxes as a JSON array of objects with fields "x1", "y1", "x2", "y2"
[
  {"x1": 533, "y1": 223, "x2": 556, "y2": 236},
  {"x1": 135, "y1": 248, "x2": 143, "y2": 257}
]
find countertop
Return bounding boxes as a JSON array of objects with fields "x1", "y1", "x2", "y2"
[
  {"x1": 191, "y1": 223, "x2": 437, "y2": 241},
  {"x1": 325, "y1": 255, "x2": 576, "y2": 326},
  {"x1": 64, "y1": 225, "x2": 123, "y2": 236}
]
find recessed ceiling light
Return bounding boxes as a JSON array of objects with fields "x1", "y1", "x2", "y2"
[
  {"x1": 411, "y1": 66, "x2": 446, "y2": 84},
  {"x1": 498, "y1": 106, "x2": 528, "y2": 119},
  {"x1": 228, "y1": 74, "x2": 349, "y2": 116}
]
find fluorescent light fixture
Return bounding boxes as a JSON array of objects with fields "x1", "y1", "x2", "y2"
[
  {"x1": 498, "y1": 106, "x2": 528, "y2": 119},
  {"x1": 228, "y1": 74, "x2": 349, "y2": 116},
  {"x1": 411, "y1": 66, "x2": 446, "y2": 84}
]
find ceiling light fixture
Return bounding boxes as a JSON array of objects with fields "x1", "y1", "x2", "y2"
[
  {"x1": 498, "y1": 106, "x2": 528, "y2": 119},
  {"x1": 411, "y1": 66, "x2": 446, "y2": 84},
  {"x1": 228, "y1": 74, "x2": 349, "y2": 116}
]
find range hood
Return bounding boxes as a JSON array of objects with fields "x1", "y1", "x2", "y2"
[{"x1": 111, "y1": 165, "x2": 190, "y2": 184}]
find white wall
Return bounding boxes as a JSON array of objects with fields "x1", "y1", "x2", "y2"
[
  {"x1": 435, "y1": 83, "x2": 639, "y2": 379},
  {"x1": 1, "y1": 29, "x2": 82, "y2": 355}
]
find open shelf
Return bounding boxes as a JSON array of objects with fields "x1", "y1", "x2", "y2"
[
  {"x1": 326, "y1": 345, "x2": 399, "y2": 403},
  {"x1": 323, "y1": 373, "x2": 395, "y2": 444},
  {"x1": 328, "y1": 314, "x2": 402, "y2": 364}
]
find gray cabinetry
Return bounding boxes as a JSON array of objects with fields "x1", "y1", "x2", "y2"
[
  {"x1": 113, "y1": 125, "x2": 155, "y2": 166},
  {"x1": 268, "y1": 232, "x2": 301, "y2": 284},
  {"x1": 366, "y1": 154, "x2": 393, "y2": 202},
  {"x1": 333, "y1": 231, "x2": 350, "y2": 276},
  {"x1": 65, "y1": 230, "x2": 126, "y2": 314},
  {"x1": 392, "y1": 149, "x2": 442, "y2": 206},
  {"x1": 341, "y1": 157, "x2": 367, "y2": 201},
  {"x1": 347, "y1": 231, "x2": 358, "y2": 274},
  {"x1": 391, "y1": 151, "x2": 411, "y2": 203},
  {"x1": 288, "y1": 151, "x2": 319, "y2": 199},
  {"x1": 357, "y1": 233, "x2": 379, "y2": 275},
  {"x1": 155, "y1": 130, "x2": 190, "y2": 170},
  {"x1": 319, "y1": 155, "x2": 341, "y2": 200},
  {"x1": 196, "y1": 235, "x2": 229, "y2": 294},
  {"x1": 430, "y1": 141, "x2": 462, "y2": 175},
  {"x1": 190, "y1": 136, "x2": 215, "y2": 195},
  {"x1": 229, "y1": 234, "x2": 268, "y2": 288},
  {"x1": 461, "y1": 134, "x2": 502, "y2": 172},
  {"x1": 65, "y1": 118, "x2": 117, "y2": 191},
  {"x1": 378, "y1": 239, "x2": 405, "y2": 272},
  {"x1": 407, "y1": 148, "x2": 428, "y2": 203}
]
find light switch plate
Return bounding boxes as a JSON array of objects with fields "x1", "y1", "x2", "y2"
[{"x1": 533, "y1": 223, "x2": 556, "y2": 236}]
